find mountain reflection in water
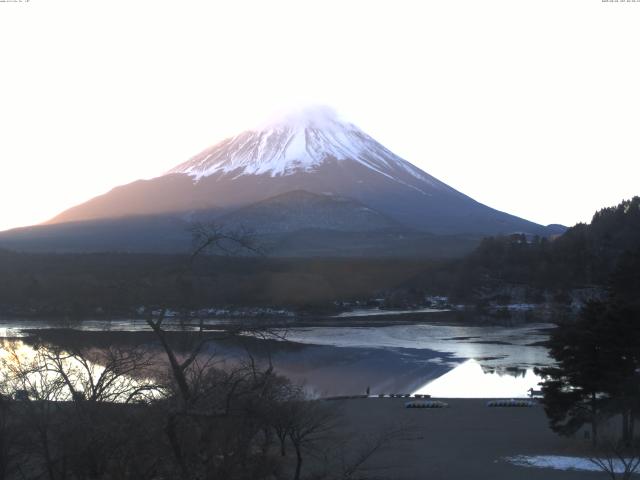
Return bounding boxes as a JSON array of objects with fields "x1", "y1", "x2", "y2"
[
  {"x1": 0, "y1": 320, "x2": 553, "y2": 399},
  {"x1": 412, "y1": 359, "x2": 543, "y2": 398}
]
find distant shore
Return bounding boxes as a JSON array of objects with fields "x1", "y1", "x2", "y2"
[{"x1": 0, "y1": 307, "x2": 558, "y2": 331}]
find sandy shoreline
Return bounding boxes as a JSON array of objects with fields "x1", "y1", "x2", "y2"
[{"x1": 328, "y1": 398, "x2": 599, "y2": 480}]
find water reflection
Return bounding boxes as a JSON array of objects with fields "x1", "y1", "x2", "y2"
[
  {"x1": 412, "y1": 359, "x2": 544, "y2": 398},
  {"x1": 0, "y1": 339, "x2": 161, "y2": 402},
  {"x1": 283, "y1": 323, "x2": 552, "y2": 368},
  {"x1": 0, "y1": 318, "x2": 223, "y2": 333},
  {"x1": 0, "y1": 319, "x2": 554, "y2": 398}
]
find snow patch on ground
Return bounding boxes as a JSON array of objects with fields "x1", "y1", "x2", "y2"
[
  {"x1": 333, "y1": 307, "x2": 448, "y2": 318},
  {"x1": 506, "y1": 455, "x2": 639, "y2": 474}
]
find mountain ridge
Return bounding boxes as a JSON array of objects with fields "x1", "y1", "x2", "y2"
[
  {"x1": 4, "y1": 106, "x2": 563, "y2": 256},
  {"x1": 216, "y1": 190, "x2": 402, "y2": 234}
]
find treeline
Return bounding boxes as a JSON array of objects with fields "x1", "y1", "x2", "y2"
[
  {"x1": 0, "y1": 197, "x2": 638, "y2": 317},
  {"x1": 440, "y1": 197, "x2": 640, "y2": 302},
  {"x1": 0, "y1": 252, "x2": 434, "y2": 316}
]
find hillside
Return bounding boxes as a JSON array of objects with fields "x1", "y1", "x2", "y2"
[{"x1": 433, "y1": 197, "x2": 640, "y2": 303}]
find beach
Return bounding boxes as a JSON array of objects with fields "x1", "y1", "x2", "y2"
[{"x1": 328, "y1": 398, "x2": 600, "y2": 480}]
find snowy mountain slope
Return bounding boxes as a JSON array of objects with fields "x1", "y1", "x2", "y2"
[{"x1": 168, "y1": 106, "x2": 452, "y2": 195}]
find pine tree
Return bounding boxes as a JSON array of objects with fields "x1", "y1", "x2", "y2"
[
  {"x1": 537, "y1": 298, "x2": 640, "y2": 446},
  {"x1": 536, "y1": 301, "x2": 616, "y2": 445}
]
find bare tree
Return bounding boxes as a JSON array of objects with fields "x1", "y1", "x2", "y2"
[
  {"x1": 0, "y1": 341, "x2": 68, "y2": 480},
  {"x1": 40, "y1": 343, "x2": 161, "y2": 404},
  {"x1": 588, "y1": 437, "x2": 640, "y2": 480},
  {"x1": 286, "y1": 400, "x2": 340, "y2": 480},
  {"x1": 336, "y1": 427, "x2": 407, "y2": 480},
  {"x1": 189, "y1": 221, "x2": 262, "y2": 263},
  {"x1": 0, "y1": 340, "x2": 165, "y2": 480},
  {"x1": 144, "y1": 310, "x2": 295, "y2": 479},
  {"x1": 145, "y1": 313, "x2": 207, "y2": 409},
  {"x1": 145, "y1": 223, "x2": 407, "y2": 480}
]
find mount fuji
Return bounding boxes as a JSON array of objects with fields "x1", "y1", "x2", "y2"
[{"x1": 0, "y1": 106, "x2": 561, "y2": 256}]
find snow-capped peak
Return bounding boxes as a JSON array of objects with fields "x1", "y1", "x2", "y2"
[
  {"x1": 167, "y1": 105, "x2": 436, "y2": 189},
  {"x1": 256, "y1": 105, "x2": 347, "y2": 131}
]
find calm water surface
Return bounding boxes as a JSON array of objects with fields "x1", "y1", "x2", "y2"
[{"x1": 0, "y1": 315, "x2": 552, "y2": 398}]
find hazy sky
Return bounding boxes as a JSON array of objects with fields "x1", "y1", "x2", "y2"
[{"x1": 1, "y1": 0, "x2": 639, "y2": 231}]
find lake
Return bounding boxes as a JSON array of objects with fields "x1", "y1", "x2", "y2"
[{"x1": 0, "y1": 313, "x2": 553, "y2": 398}]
